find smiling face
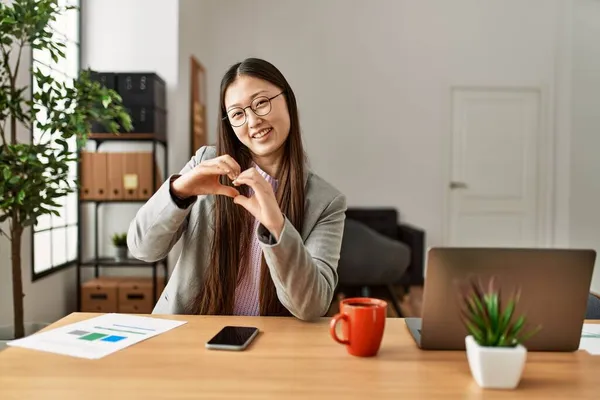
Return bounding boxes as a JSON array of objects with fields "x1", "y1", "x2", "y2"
[{"x1": 224, "y1": 75, "x2": 290, "y2": 167}]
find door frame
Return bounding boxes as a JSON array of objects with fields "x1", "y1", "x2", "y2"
[
  {"x1": 441, "y1": 85, "x2": 555, "y2": 248},
  {"x1": 190, "y1": 56, "x2": 207, "y2": 157}
]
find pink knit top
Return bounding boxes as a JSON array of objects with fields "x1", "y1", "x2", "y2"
[{"x1": 233, "y1": 164, "x2": 279, "y2": 316}]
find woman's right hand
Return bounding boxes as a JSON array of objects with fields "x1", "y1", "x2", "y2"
[{"x1": 171, "y1": 155, "x2": 241, "y2": 198}]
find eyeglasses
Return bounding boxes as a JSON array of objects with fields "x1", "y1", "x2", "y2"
[{"x1": 223, "y1": 92, "x2": 284, "y2": 127}]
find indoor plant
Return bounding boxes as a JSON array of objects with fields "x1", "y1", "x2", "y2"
[
  {"x1": 0, "y1": 0, "x2": 132, "y2": 340},
  {"x1": 111, "y1": 232, "x2": 128, "y2": 261},
  {"x1": 459, "y1": 277, "x2": 541, "y2": 389}
]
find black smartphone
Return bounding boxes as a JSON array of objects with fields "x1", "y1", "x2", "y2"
[{"x1": 205, "y1": 326, "x2": 259, "y2": 351}]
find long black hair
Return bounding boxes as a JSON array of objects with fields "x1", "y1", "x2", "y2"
[{"x1": 194, "y1": 58, "x2": 306, "y2": 316}]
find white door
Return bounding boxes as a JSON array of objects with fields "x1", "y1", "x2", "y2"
[{"x1": 446, "y1": 87, "x2": 547, "y2": 247}]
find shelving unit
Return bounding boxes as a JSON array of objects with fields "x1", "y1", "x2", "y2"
[{"x1": 76, "y1": 132, "x2": 168, "y2": 312}]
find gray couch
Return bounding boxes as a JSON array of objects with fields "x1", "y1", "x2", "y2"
[{"x1": 587, "y1": 293, "x2": 600, "y2": 319}]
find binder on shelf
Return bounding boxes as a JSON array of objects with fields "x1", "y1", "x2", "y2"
[
  {"x1": 80, "y1": 151, "x2": 163, "y2": 201},
  {"x1": 92, "y1": 152, "x2": 108, "y2": 200},
  {"x1": 79, "y1": 151, "x2": 94, "y2": 200},
  {"x1": 122, "y1": 153, "x2": 139, "y2": 200},
  {"x1": 137, "y1": 152, "x2": 154, "y2": 200},
  {"x1": 106, "y1": 153, "x2": 124, "y2": 200}
]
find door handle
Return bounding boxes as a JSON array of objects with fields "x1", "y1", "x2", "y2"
[{"x1": 449, "y1": 181, "x2": 468, "y2": 189}]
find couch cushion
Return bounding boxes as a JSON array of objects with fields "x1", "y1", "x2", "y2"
[
  {"x1": 345, "y1": 208, "x2": 398, "y2": 239},
  {"x1": 587, "y1": 293, "x2": 600, "y2": 319},
  {"x1": 337, "y1": 218, "x2": 411, "y2": 286}
]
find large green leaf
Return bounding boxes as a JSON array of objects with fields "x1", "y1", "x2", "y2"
[{"x1": 459, "y1": 277, "x2": 541, "y2": 347}]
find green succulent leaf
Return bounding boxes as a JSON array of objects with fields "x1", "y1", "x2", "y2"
[
  {"x1": 458, "y1": 276, "x2": 541, "y2": 347},
  {"x1": 500, "y1": 298, "x2": 516, "y2": 333}
]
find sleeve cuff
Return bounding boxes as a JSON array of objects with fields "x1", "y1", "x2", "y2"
[
  {"x1": 169, "y1": 175, "x2": 197, "y2": 209},
  {"x1": 257, "y1": 217, "x2": 290, "y2": 246}
]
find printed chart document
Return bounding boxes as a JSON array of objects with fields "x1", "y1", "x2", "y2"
[
  {"x1": 7, "y1": 313, "x2": 186, "y2": 359},
  {"x1": 579, "y1": 323, "x2": 600, "y2": 355}
]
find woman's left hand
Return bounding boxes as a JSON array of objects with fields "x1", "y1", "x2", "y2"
[{"x1": 232, "y1": 167, "x2": 285, "y2": 240}]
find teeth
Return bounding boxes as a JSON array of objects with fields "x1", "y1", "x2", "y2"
[{"x1": 253, "y1": 128, "x2": 271, "y2": 139}]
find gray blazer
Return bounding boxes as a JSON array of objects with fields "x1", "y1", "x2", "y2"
[{"x1": 127, "y1": 146, "x2": 347, "y2": 321}]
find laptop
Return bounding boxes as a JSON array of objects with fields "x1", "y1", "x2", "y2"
[{"x1": 405, "y1": 247, "x2": 596, "y2": 351}]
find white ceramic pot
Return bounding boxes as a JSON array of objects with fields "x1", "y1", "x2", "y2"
[{"x1": 465, "y1": 335, "x2": 527, "y2": 389}]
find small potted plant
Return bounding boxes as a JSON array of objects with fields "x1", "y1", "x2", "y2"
[
  {"x1": 111, "y1": 233, "x2": 128, "y2": 261},
  {"x1": 459, "y1": 277, "x2": 541, "y2": 390}
]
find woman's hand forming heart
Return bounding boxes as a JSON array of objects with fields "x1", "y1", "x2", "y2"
[
  {"x1": 232, "y1": 167, "x2": 285, "y2": 240},
  {"x1": 171, "y1": 155, "x2": 241, "y2": 199}
]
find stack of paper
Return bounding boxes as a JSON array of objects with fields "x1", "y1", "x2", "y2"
[
  {"x1": 7, "y1": 313, "x2": 186, "y2": 359},
  {"x1": 579, "y1": 324, "x2": 600, "y2": 355}
]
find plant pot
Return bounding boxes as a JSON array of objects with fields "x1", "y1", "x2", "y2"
[
  {"x1": 465, "y1": 335, "x2": 527, "y2": 389},
  {"x1": 114, "y1": 245, "x2": 128, "y2": 261}
]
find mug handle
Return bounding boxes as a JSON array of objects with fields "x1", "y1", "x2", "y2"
[{"x1": 329, "y1": 313, "x2": 350, "y2": 345}]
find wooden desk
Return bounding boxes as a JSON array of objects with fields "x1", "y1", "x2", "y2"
[{"x1": 0, "y1": 313, "x2": 599, "y2": 399}]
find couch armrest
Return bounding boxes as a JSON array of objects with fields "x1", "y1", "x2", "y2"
[{"x1": 397, "y1": 223, "x2": 425, "y2": 287}]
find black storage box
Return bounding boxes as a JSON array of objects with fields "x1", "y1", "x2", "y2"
[
  {"x1": 121, "y1": 106, "x2": 166, "y2": 137},
  {"x1": 117, "y1": 73, "x2": 166, "y2": 110},
  {"x1": 91, "y1": 106, "x2": 166, "y2": 138},
  {"x1": 89, "y1": 71, "x2": 117, "y2": 132},
  {"x1": 89, "y1": 71, "x2": 116, "y2": 90}
]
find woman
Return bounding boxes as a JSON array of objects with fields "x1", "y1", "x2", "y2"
[{"x1": 127, "y1": 58, "x2": 347, "y2": 321}]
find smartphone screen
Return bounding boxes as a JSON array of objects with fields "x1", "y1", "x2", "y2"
[{"x1": 206, "y1": 326, "x2": 259, "y2": 350}]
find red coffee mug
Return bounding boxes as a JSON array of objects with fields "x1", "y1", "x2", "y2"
[{"x1": 329, "y1": 297, "x2": 387, "y2": 357}]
